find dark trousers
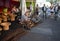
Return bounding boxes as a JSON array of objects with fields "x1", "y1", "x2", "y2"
[
  {"x1": 54, "y1": 12, "x2": 58, "y2": 21},
  {"x1": 43, "y1": 11, "x2": 47, "y2": 19}
]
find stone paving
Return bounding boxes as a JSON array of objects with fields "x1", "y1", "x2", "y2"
[{"x1": 17, "y1": 18, "x2": 60, "y2": 41}]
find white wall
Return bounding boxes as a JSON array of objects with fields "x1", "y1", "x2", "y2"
[{"x1": 36, "y1": 0, "x2": 51, "y2": 7}]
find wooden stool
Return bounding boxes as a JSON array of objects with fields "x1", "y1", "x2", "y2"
[
  {"x1": 0, "y1": 27, "x2": 2, "y2": 35},
  {"x1": 1, "y1": 22, "x2": 11, "y2": 30},
  {"x1": 2, "y1": 15, "x2": 8, "y2": 22},
  {"x1": 9, "y1": 14, "x2": 16, "y2": 21},
  {"x1": 26, "y1": 21, "x2": 34, "y2": 28},
  {"x1": 0, "y1": 18, "x2": 2, "y2": 23},
  {"x1": 23, "y1": 20, "x2": 34, "y2": 29},
  {"x1": 0, "y1": 27, "x2": 2, "y2": 31}
]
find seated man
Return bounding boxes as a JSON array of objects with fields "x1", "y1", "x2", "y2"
[
  {"x1": 21, "y1": 10, "x2": 31, "y2": 21},
  {"x1": 20, "y1": 11, "x2": 33, "y2": 29},
  {"x1": 31, "y1": 13, "x2": 42, "y2": 24}
]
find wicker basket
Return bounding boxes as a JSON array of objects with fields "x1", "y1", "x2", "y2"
[{"x1": 1, "y1": 22, "x2": 11, "y2": 30}]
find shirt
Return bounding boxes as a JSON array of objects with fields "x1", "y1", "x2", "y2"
[{"x1": 55, "y1": 6, "x2": 58, "y2": 12}]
